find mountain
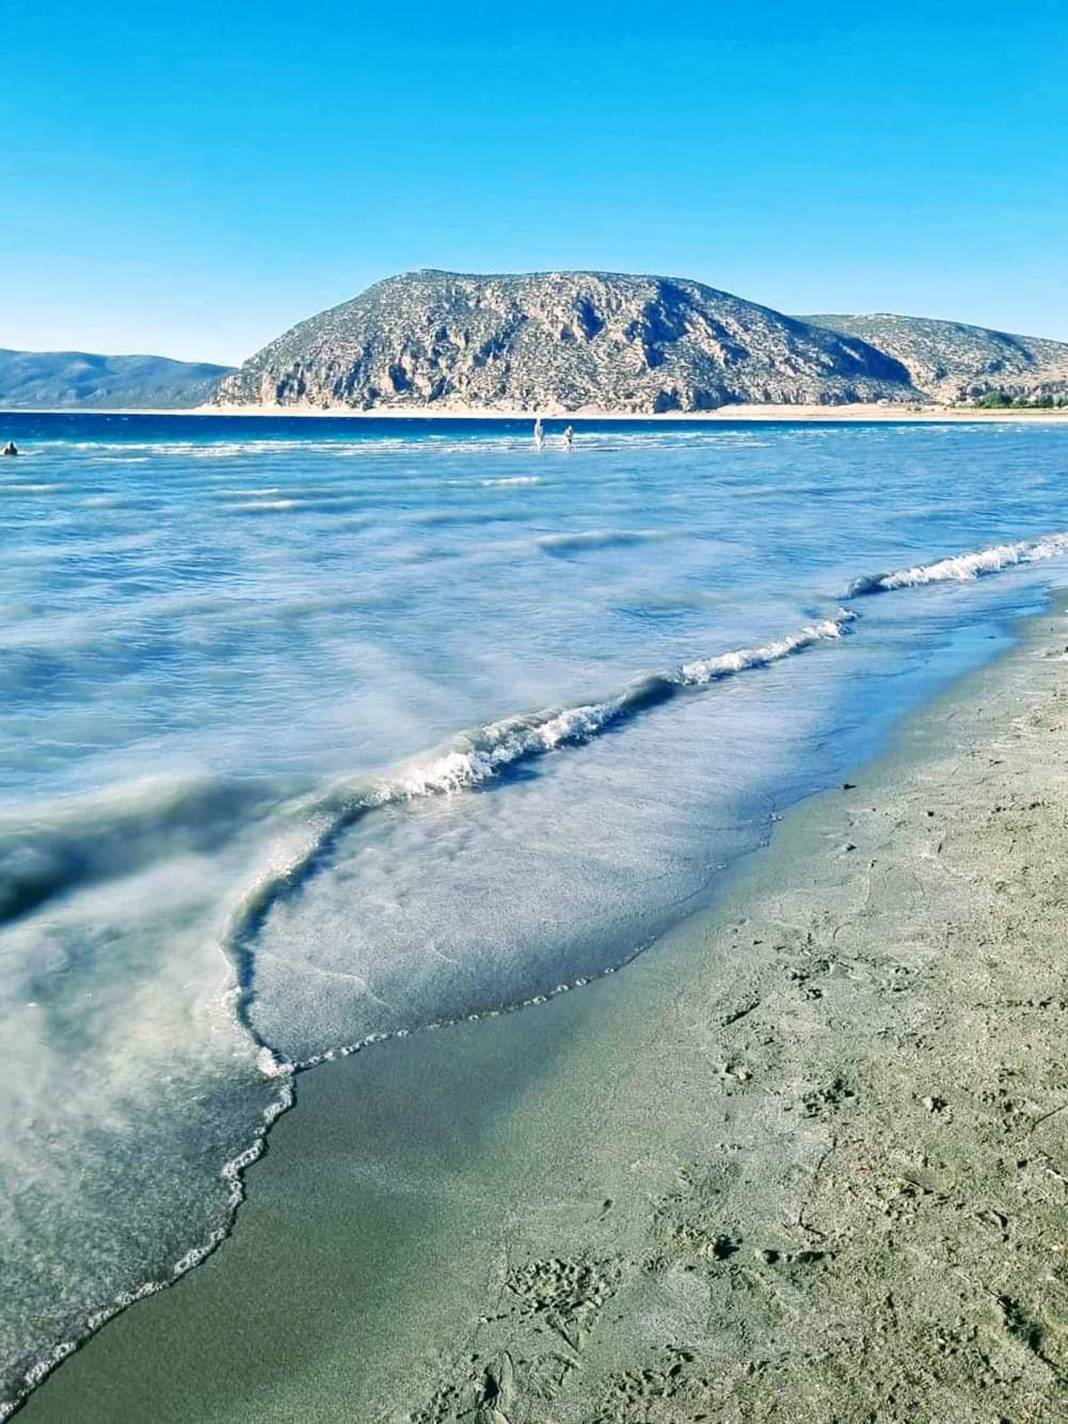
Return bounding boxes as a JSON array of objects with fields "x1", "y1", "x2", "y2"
[
  {"x1": 803, "y1": 314, "x2": 1068, "y2": 402},
  {"x1": 214, "y1": 270, "x2": 920, "y2": 413},
  {"x1": 0, "y1": 350, "x2": 235, "y2": 410}
]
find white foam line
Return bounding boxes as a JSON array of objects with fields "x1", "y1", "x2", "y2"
[
  {"x1": 355, "y1": 611, "x2": 853, "y2": 801},
  {"x1": 225, "y1": 499, "x2": 302, "y2": 511},
  {"x1": 290, "y1": 934, "x2": 664, "y2": 1071},
  {"x1": 848, "y1": 532, "x2": 1068, "y2": 595},
  {"x1": 2, "y1": 1070, "x2": 295, "y2": 1420},
  {"x1": 678, "y1": 615, "x2": 851, "y2": 684}
]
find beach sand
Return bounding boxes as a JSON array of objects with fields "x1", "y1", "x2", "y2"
[
  {"x1": 20, "y1": 601, "x2": 1068, "y2": 1422},
  {"x1": 7, "y1": 402, "x2": 1068, "y2": 422},
  {"x1": 195, "y1": 403, "x2": 1066, "y2": 421}
]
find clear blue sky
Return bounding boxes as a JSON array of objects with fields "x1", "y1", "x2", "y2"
[{"x1": 3, "y1": 0, "x2": 1066, "y2": 363}]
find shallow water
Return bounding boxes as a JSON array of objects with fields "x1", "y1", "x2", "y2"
[{"x1": 2, "y1": 413, "x2": 1068, "y2": 1412}]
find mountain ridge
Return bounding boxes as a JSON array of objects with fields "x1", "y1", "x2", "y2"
[
  {"x1": 5, "y1": 276, "x2": 1067, "y2": 412},
  {"x1": 213, "y1": 269, "x2": 921, "y2": 414},
  {"x1": 802, "y1": 313, "x2": 1068, "y2": 402},
  {"x1": 0, "y1": 350, "x2": 235, "y2": 410}
]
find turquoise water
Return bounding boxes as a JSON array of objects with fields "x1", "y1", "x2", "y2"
[{"x1": 2, "y1": 412, "x2": 1068, "y2": 1413}]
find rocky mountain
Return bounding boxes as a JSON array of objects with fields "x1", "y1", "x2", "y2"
[
  {"x1": 804, "y1": 314, "x2": 1068, "y2": 402},
  {"x1": 0, "y1": 350, "x2": 235, "y2": 410},
  {"x1": 214, "y1": 270, "x2": 920, "y2": 413}
]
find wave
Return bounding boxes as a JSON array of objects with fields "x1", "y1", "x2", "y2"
[
  {"x1": 224, "y1": 499, "x2": 304, "y2": 512},
  {"x1": 324, "y1": 612, "x2": 854, "y2": 806},
  {"x1": 216, "y1": 486, "x2": 286, "y2": 496},
  {"x1": 12, "y1": 523, "x2": 1064, "y2": 950},
  {"x1": 218, "y1": 609, "x2": 855, "y2": 1057},
  {"x1": 678, "y1": 616, "x2": 854, "y2": 683},
  {"x1": 848, "y1": 532, "x2": 1068, "y2": 596},
  {"x1": 0, "y1": 605, "x2": 854, "y2": 1005},
  {"x1": 537, "y1": 528, "x2": 674, "y2": 553},
  {"x1": 0, "y1": 777, "x2": 286, "y2": 928},
  {"x1": 80, "y1": 493, "x2": 152, "y2": 508}
]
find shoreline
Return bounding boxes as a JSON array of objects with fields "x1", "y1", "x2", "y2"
[
  {"x1": 3, "y1": 402, "x2": 1068, "y2": 423},
  {"x1": 19, "y1": 595, "x2": 1068, "y2": 1421}
]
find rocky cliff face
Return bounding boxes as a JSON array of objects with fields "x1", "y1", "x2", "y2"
[
  {"x1": 215, "y1": 270, "x2": 919, "y2": 413},
  {"x1": 804, "y1": 314, "x2": 1068, "y2": 402},
  {"x1": 0, "y1": 350, "x2": 234, "y2": 409}
]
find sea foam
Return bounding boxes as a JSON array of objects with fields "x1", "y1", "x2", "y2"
[
  {"x1": 330, "y1": 611, "x2": 854, "y2": 804},
  {"x1": 848, "y1": 532, "x2": 1068, "y2": 595}
]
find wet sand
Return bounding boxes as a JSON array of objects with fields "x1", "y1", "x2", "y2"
[{"x1": 20, "y1": 601, "x2": 1068, "y2": 1422}]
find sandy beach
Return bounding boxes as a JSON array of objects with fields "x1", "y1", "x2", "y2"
[
  {"x1": 4, "y1": 402, "x2": 1067, "y2": 422},
  {"x1": 19, "y1": 592, "x2": 1068, "y2": 1421},
  {"x1": 207, "y1": 403, "x2": 1066, "y2": 423}
]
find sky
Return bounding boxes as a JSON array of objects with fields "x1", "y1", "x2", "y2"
[{"x1": 2, "y1": 0, "x2": 1066, "y2": 364}]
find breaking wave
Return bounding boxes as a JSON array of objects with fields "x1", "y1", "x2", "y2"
[
  {"x1": 337, "y1": 613, "x2": 853, "y2": 801},
  {"x1": 848, "y1": 532, "x2": 1068, "y2": 596},
  {"x1": 352, "y1": 617, "x2": 852, "y2": 797},
  {"x1": 220, "y1": 610, "x2": 856, "y2": 1058}
]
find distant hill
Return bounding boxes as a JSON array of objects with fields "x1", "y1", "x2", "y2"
[
  {"x1": 803, "y1": 314, "x2": 1068, "y2": 402},
  {"x1": 215, "y1": 270, "x2": 920, "y2": 414},
  {"x1": 0, "y1": 350, "x2": 235, "y2": 410},
  {"x1": 12, "y1": 288, "x2": 1066, "y2": 415}
]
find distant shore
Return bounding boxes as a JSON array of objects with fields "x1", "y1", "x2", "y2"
[
  {"x1": 4, "y1": 402, "x2": 1068, "y2": 422},
  {"x1": 21, "y1": 595, "x2": 1068, "y2": 1422}
]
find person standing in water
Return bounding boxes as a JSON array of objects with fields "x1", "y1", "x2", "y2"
[
  {"x1": 533, "y1": 417, "x2": 544, "y2": 450},
  {"x1": 563, "y1": 424, "x2": 574, "y2": 451},
  {"x1": 1, "y1": 441, "x2": 18, "y2": 457}
]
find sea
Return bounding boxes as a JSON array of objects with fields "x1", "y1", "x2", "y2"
[{"x1": 2, "y1": 411, "x2": 1068, "y2": 1413}]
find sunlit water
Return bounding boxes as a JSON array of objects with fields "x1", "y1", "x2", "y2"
[{"x1": 2, "y1": 412, "x2": 1068, "y2": 1411}]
